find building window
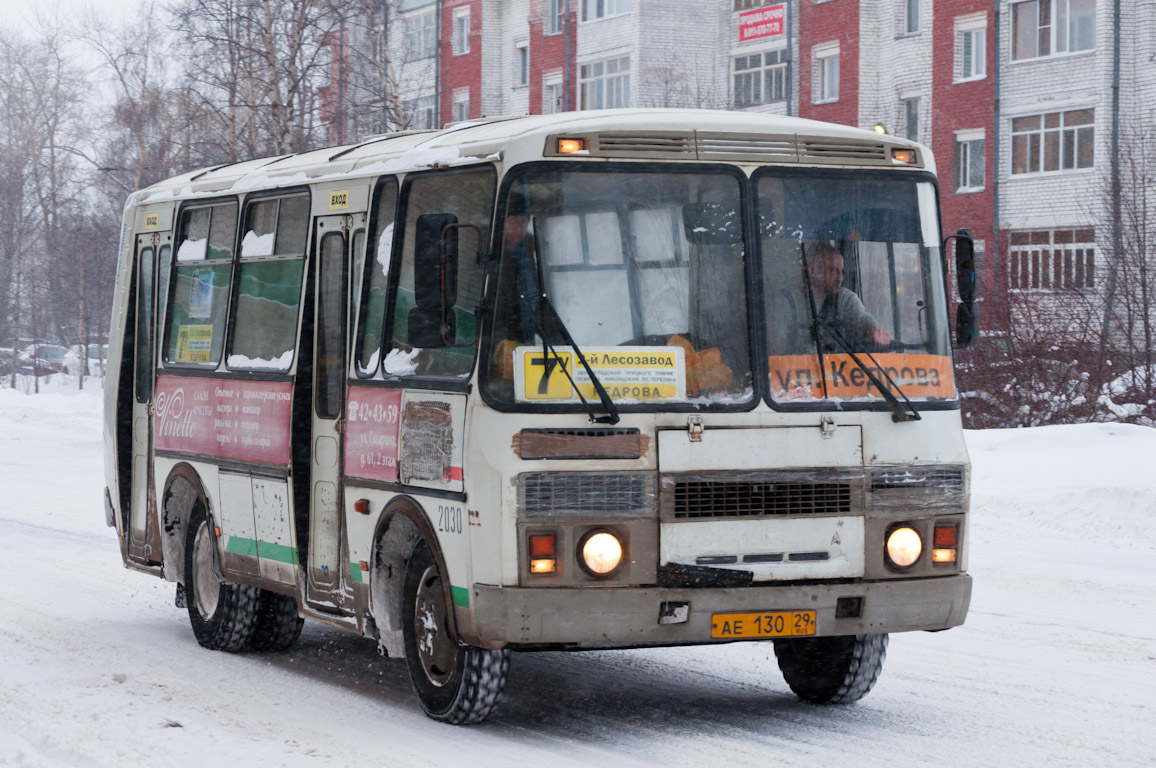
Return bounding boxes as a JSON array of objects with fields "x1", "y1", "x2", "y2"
[
  {"x1": 1009, "y1": 229, "x2": 1095, "y2": 291},
  {"x1": 581, "y1": 0, "x2": 631, "y2": 22},
  {"x1": 1011, "y1": 0, "x2": 1095, "y2": 60},
  {"x1": 956, "y1": 19, "x2": 986, "y2": 80},
  {"x1": 405, "y1": 11, "x2": 436, "y2": 60},
  {"x1": 904, "y1": 0, "x2": 919, "y2": 33},
  {"x1": 954, "y1": 134, "x2": 985, "y2": 192},
  {"x1": 452, "y1": 88, "x2": 470, "y2": 122},
  {"x1": 580, "y1": 56, "x2": 630, "y2": 109},
  {"x1": 543, "y1": 76, "x2": 565, "y2": 114},
  {"x1": 1011, "y1": 109, "x2": 1094, "y2": 174},
  {"x1": 515, "y1": 43, "x2": 529, "y2": 87},
  {"x1": 545, "y1": 0, "x2": 565, "y2": 35},
  {"x1": 812, "y1": 45, "x2": 839, "y2": 104},
  {"x1": 734, "y1": 0, "x2": 773, "y2": 9},
  {"x1": 452, "y1": 7, "x2": 470, "y2": 56},
  {"x1": 903, "y1": 98, "x2": 919, "y2": 142},
  {"x1": 404, "y1": 94, "x2": 436, "y2": 130},
  {"x1": 733, "y1": 49, "x2": 788, "y2": 107}
]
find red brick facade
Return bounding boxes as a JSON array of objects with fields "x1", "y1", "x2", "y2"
[
  {"x1": 440, "y1": 0, "x2": 484, "y2": 121},
  {"x1": 527, "y1": 1, "x2": 577, "y2": 114},
  {"x1": 798, "y1": 0, "x2": 858, "y2": 127}
]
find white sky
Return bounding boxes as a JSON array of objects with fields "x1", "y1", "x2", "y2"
[{"x1": 4, "y1": 0, "x2": 135, "y2": 37}]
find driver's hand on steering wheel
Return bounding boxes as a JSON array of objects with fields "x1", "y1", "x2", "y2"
[{"x1": 870, "y1": 325, "x2": 892, "y2": 347}]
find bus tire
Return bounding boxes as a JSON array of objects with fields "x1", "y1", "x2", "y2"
[
  {"x1": 402, "y1": 540, "x2": 510, "y2": 724},
  {"x1": 184, "y1": 506, "x2": 259, "y2": 652},
  {"x1": 773, "y1": 633, "x2": 888, "y2": 705},
  {"x1": 249, "y1": 591, "x2": 304, "y2": 652}
]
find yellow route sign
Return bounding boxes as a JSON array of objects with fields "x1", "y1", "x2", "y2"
[{"x1": 514, "y1": 346, "x2": 686, "y2": 402}]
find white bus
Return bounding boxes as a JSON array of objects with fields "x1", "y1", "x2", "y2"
[{"x1": 104, "y1": 109, "x2": 976, "y2": 724}]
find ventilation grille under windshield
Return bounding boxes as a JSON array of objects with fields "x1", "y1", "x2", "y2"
[{"x1": 671, "y1": 480, "x2": 852, "y2": 519}]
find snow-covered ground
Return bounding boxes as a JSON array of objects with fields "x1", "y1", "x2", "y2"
[{"x1": 1, "y1": 380, "x2": 1154, "y2": 767}]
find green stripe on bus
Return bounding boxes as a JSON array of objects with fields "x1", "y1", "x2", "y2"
[
  {"x1": 224, "y1": 536, "x2": 258, "y2": 557},
  {"x1": 257, "y1": 541, "x2": 298, "y2": 564},
  {"x1": 224, "y1": 536, "x2": 297, "y2": 564},
  {"x1": 451, "y1": 586, "x2": 469, "y2": 608},
  {"x1": 350, "y1": 562, "x2": 364, "y2": 583}
]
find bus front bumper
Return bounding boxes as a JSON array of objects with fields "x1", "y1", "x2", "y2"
[{"x1": 469, "y1": 573, "x2": 971, "y2": 649}]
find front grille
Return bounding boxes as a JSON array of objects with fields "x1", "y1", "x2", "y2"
[
  {"x1": 520, "y1": 472, "x2": 654, "y2": 517},
  {"x1": 671, "y1": 480, "x2": 852, "y2": 519}
]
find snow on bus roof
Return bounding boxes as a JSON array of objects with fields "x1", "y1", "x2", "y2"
[{"x1": 135, "y1": 108, "x2": 928, "y2": 204}]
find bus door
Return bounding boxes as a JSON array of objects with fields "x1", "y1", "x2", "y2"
[
  {"x1": 129, "y1": 230, "x2": 171, "y2": 563},
  {"x1": 306, "y1": 213, "x2": 362, "y2": 606}
]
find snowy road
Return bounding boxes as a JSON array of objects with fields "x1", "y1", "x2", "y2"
[{"x1": 1, "y1": 387, "x2": 1154, "y2": 767}]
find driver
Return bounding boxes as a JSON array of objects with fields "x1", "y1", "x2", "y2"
[{"x1": 807, "y1": 241, "x2": 892, "y2": 349}]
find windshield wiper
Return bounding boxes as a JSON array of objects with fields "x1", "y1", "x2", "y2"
[
  {"x1": 799, "y1": 245, "x2": 920, "y2": 423},
  {"x1": 519, "y1": 221, "x2": 620, "y2": 425}
]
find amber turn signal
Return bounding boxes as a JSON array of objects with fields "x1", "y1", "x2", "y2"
[
  {"x1": 354, "y1": 499, "x2": 370, "y2": 515},
  {"x1": 529, "y1": 533, "x2": 557, "y2": 574},
  {"x1": 557, "y1": 137, "x2": 588, "y2": 154},
  {"x1": 892, "y1": 148, "x2": 917, "y2": 164}
]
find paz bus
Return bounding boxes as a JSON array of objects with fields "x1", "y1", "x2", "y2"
[{"x1": 104, "y1": 108, "x2": 976, "y2": 724}]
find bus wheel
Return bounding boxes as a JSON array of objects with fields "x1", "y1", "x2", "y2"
[
  {"x1": 402, "y1": 540, "x2": 510, "y2": 724},
  {"x1": 773, "y1": 633, "x2": 888, "y2": 704},
  {"x1": 184, "y1": 506, "x2": 259, "y2": 652},
  {"x1": 249, "y1": 591, "x2": 304, "y2": 652}
]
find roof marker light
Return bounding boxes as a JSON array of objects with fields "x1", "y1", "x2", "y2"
[{"x1": 557, "y1": 138, "x2": 588, "y2": 154}]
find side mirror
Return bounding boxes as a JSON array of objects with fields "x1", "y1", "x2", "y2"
[
  {"x1": 946, "y1": 228, "x2": 977, "y2": 348},
  {"x1": 683, "y1": 203, "x2": 742, "y2": 244}
]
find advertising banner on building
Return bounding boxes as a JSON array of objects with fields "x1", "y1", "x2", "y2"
[
  {"x1": 739, "y1": 4, "x2": 786, "y2": 43},
  {"x1": 154, "y1": 375, "x2": 293, "y2": 464}
]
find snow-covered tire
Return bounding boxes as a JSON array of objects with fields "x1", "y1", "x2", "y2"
[
  {"x1": 184, "y1": 506, "x2": 259, "y2": 652},
  {"x1": 402, "y1": 540, "x2": 510, "y2": 724},
  {"x1": 773, "y1": 633, "x2": 888, "y2": 704},
  {"x1": 249, "y1": 590, "x2": 304, "y2": 652}
]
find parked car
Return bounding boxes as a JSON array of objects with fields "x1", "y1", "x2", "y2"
[
  {"x1": 65, "y1": 343, "x2": 109, "y2": 377},
  {"x1": 17, "y1": 344, "x2": 69, "y2": 376}
]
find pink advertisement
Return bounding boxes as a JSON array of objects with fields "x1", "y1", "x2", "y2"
[
  {"x1": 154, "y1": 375, "x2": 293, "y2": 464},
  {"x1": 739, "y1": 4, "x2": 786, "y2": 42},
  {"x1": 344, "y1": 387, "x2": 403, "y2": 483}
]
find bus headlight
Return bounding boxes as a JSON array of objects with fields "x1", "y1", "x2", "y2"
[
  {"x1": 579, "y1": 530, "x2": 623, "y2": 576},
  {"x1": 885, "y1": 526, "x2": 923, "y2": 569}
]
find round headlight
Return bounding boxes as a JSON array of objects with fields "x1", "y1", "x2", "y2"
[
  {"x1": 886, "y1": 526, "x2": 923, "y2": 569},
  {"x1": 580, "y1": 531, "x2": 623, "y2": 576}
]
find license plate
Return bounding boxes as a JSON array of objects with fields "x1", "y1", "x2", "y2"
[{"x1": 710, "y1": 610, "x2": 817, "y2": 639}]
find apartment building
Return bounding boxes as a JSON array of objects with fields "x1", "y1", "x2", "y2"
[{"x1": 320, "y1": 0, "x2": 1156, "y2": 338}]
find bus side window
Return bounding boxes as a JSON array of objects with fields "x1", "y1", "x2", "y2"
[
  {"x1": 227, "y1": 193, "x2": 308, "y2": 371},
  {"x1": 164, "y1": 201, "x2": 237, "y2": 366},
  {"x1": 354, "y1": 177, "x2": 400, "y2": 376},
  {"x1": 386, "y1": 166, "x2": 495, "y2": 380}
]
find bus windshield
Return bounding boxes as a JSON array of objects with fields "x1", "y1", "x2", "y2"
[
  {"x1": 756, "y1": 171, "x2": 955, "y2": 405},
  {"x1": 486, "y1": 166, "x2": 754, "y2": 408}
]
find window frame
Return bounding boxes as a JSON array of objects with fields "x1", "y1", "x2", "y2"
[
  {"x1": 812, "y1": 44, "x2": 839, "y2": 104},
  {"x1": 404, "y1": 10, "x2": 437, "y2": 61},
  {"x1": 581, "y1": 0, "x2": 632, "y2": 22},
  {"x1": 1010, "y1": 108, "x2": 1095, "y2": 176},
  {"x1": 515, "y1": 42, "x2": 529, "y2": 88},
  {"x1": 579, "y1": 55, "x2": 631, "y2": 110},
  {"x1": 378, "y1": 163, "x2": 498, "y2": 391},
  {"x1": 544, "y1": 0, "x2": 565, "y2": 35},
  {"x1": 354, "y1": 176, "x2": 401, "y2": 379},
  {"x1": 452, "y1": 87, "x2": 470, "y2": 122},
  {"x1": 452, "y1": 6, "x2": 471, "y2": 56},
  {"x1": 1008, "y1": 228, "x2": 1096, "y2": 292},
  {"x1": 955, "y1": 17, "x2": 987, "y2": 81},
  {"x1": 953, "y1": 132, "x2": 986, "y2": 193},
  {"x1": 903, "y1": 0, "x2": 920, "y2": 34},
  {"x1": 477, "y1": 160, "x2": 761, "y2": 417},
  {"x1": 161, "y1": 196, "x2": 241, "y2": 371},
  {"x1": 733, "y1": 49, "x2": 788, "y2": 108},
  {"x1": 1011, "y1": 0, "x2": 1096, "y2": 61},
  {"x1": 225, "y1": 189, "x2": 311, "y2": 374}
]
